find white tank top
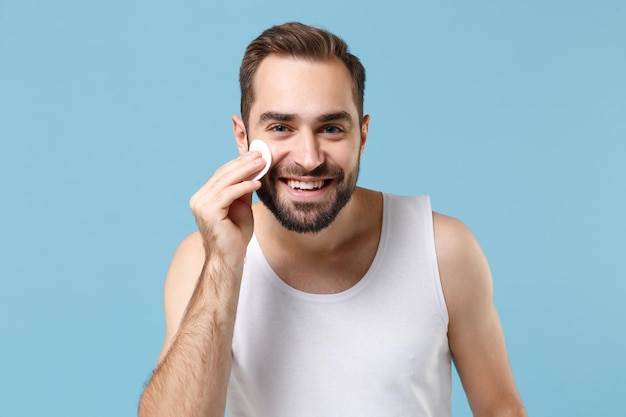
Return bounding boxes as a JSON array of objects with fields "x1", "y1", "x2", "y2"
[{"x1": 227, "y1": 194, "x2": 451, "y2": 416}]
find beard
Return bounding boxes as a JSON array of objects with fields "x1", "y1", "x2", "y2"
[{"x1": 255, "y1": 159, "x2": 360, "y2": 234}]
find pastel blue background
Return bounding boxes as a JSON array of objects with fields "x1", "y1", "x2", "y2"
[{"x1": 1, "y1": 1, "x2": 624, "y2": 416}]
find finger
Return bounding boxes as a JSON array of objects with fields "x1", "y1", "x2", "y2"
[
  {"x1": 191, "y1": 179, "x2": 261, "y2": 220},
  {"x1": 194, "y1": 152, "x2": 264, "y2": 199},
  {"x1": 190, "y1": 153, "x2": 264, "y2": 205},
  {"x1": 210, "y1": 151, "x2": 264, "y2": 187}
]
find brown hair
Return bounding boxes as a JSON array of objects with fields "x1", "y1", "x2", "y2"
[{"x1": 239, "y1": 22, "x2": 366, "y2": 130}]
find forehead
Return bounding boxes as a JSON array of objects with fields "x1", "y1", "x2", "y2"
[{"x1": 250, "y1": 55, "x2": 357, "y2": 120}]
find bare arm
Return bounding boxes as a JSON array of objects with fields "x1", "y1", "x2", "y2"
[
  {"x1": 434, "y1": 213, "x2": 527, "y2": 417},
  {"x1": 138, "y1": 151, "x2": 266, "y2": 417}
]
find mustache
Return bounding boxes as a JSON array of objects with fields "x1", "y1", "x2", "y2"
[{"x1": 268, "y1": 161, "x2": 345, "y2": 179}]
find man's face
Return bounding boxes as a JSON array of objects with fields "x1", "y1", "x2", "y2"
[{"x1": 245, "y1": 55, "x2": 368, "y2": 233}]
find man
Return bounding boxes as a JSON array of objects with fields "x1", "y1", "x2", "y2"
[{"x1": 139, "y1": 22, "x2": 526, "y2": 417}]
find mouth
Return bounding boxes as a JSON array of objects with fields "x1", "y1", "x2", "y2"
[
  {"x1": 286, "y1": 179, "x2": 326, "y2": 190},
  {"x1": 281, "y1": 178, "x2": 332, "y2": 192}
]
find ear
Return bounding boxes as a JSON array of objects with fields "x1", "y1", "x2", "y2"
[
  {"x1": 359, "y1": 115, "x2": 370, "y2": 156},
  {"x1": 232, "y1": 114, "x2": 249, "y2": 155}
]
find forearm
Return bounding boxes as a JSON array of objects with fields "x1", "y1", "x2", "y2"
[
  {"x1": 139, "y1": 259, "x2": 242, "y2": 417},
  {"x1": 474, "y1": 403, "x2": 527, "y2": 417}
]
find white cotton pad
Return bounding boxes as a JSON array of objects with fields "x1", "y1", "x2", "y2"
[{"x1": 249, "y1": 139, "x2": 272, "y2": 180}]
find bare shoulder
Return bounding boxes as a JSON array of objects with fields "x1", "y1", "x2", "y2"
[
  {"x1": 432, "y1": 212, "x2": 481, "y2": 255},
  {"x1": 158, "y1": 231, "x2": 206, "y2": 362},
  {"x1": 165, "y1": 231, "x2": 205, "y2": 289},
  {"x1": 432, "y1": 212, "x2": 493, "y2": 317},
  {"x1": 164, "y1": 231, "x2": 205, "y2": 318}
]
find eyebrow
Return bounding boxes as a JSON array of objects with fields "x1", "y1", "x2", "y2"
[
  {"x1": 258, "y1": 112, "x2": 297, "y2": 125},
  {"x1": 257, "y1": 111, "x2": 354, "y2": 127},
  {"x1": 319, "y1": 111, "x2": 353, "y2": 126}
]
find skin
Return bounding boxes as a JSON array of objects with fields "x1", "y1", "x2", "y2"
[{"x1": 138, "y1": 55, "x2": 526, "y2": 417}]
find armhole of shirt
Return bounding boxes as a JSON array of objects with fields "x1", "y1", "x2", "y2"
[{"x1": 422, "y1": 196, "x2": 450, "y2": 328}]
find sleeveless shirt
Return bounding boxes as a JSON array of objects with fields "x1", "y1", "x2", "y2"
[{"x1": 226, "y1": 194, "x2": 452, "y2": 416}]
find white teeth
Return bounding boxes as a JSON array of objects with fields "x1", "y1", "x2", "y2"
[{"x1": 287, "y1": 180, "x2": 325, "y2": 190}]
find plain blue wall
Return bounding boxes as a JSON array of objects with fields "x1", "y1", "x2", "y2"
[{"x1": 1, "y1": 1, "x2": 624, "y2": 416}]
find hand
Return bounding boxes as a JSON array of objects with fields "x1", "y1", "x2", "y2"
[{"x1": 189, "y1": 150, "x2": 265, "y2": 271}]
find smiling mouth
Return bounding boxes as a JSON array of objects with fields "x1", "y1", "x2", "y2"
[{"x1": 285, "y1": 179, "x2": 328, "y2": 190}]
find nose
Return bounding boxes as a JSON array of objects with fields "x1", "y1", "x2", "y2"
[{"x1": 291, "y1": 131, "x2": 323, "y2": 172}]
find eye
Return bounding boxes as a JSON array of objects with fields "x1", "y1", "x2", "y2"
[
  {"x1": 270, "y1": 124, "x2": 289, "y2": 133},
  {"x1": 321, "y1": 125, "x2": 343, "y2": 135}
]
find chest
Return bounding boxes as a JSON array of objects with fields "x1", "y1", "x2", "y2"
[
  {"x1": 262, "y1": 230, "x2": 381, "y2": 295},
  {"x1": 229, "y1": 259, "x2": 451, "y2": 416}
]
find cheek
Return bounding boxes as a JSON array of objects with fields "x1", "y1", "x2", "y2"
[
  {"x1": 346, "y1": 145, "x2": 364, "y2": 168},
  {"x1": 264, "y1": 140, "x2": 361, "y2": 172},
  {"x1": 328, "y1": 139, "x2": 362, "y2": 161}
]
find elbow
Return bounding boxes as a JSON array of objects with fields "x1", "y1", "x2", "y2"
[
  {"x1": 479, "y1": 403, "x2": 527, "y2": 417},
  {"x1": 507, "y1": 404, "x2": 528, "y2": 417},
  {"x1": 137, "y1": 392, "x2": 151, "y2": 417}
]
